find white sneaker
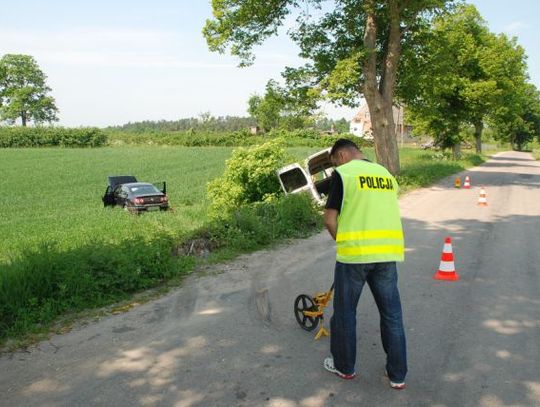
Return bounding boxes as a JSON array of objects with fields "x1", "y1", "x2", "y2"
[
  {"x1": 385, "y1": 370, "x2": 406, "y2": 389},
  {"x1": 323, "y1": 357, "x2": 356, "y2": 380}
]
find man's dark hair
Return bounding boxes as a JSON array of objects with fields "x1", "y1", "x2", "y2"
[{"x1": 330, "y1": 138, "x2": 361, "y2": 157}]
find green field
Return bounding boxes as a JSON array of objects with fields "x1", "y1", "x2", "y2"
[
  {"x1": 0, "y1": 147, "x2": 228, "y2": 264},
  {"x1": 0, "y1": 146, "x2": 322, "y2": 265}
]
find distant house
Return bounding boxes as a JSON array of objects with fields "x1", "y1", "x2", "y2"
[{"x1": 350, "y1": 102, "x2": 413, "y2": 142}]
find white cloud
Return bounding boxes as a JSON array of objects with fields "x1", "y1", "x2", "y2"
[
  {"x1": 0, "y1": 27, "x2": 237, "y2": 69},
  {"x1": 502, "y1": 21, "x2": 529, "y2": 36}
]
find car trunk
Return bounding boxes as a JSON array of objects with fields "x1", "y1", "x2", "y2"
[
  {"x1": 138, "y1": 194, "x2": 165, "y2": 205},
  {"x1": 108, "y1": 175, "x2": 138, "y2": 189}
]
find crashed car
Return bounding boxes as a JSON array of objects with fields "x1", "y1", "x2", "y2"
[
  {"x1": 277, "y1": 148, "x2": 334, "y2": 205},
  {"x1": 102, "y1": 175, "x2": 169, "y2": 213}
]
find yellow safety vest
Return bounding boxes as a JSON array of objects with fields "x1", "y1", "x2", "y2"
[{"x1": 335, "y1": 159, "x2": 404, "y2": 264}]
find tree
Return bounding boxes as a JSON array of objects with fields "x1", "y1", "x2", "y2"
[
  {"x1": 0, "y1": 54, "x2": 58, "y2": 126},
  {"x1": 248, "y1": 79, "x2": 314, "y2": 132},
  {"x1": 334, "y1": 118, "x2": 351, "y2": 134},
  {"x1": 248, "y1": 81, "x2": 284, "y2": 132},
  {"x1": 399, "y1": 5, "x2": 529, "y2": 155},
  {"x1": 490, "y1": 83, "x2": 540, "y2": 151},
  {"x1": 203, "y1": 0, "x2": 453, "y2": 175}
]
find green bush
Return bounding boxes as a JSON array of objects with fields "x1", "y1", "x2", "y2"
[
  {"x1": 189, "y1": 193, "x2": 322, "y2": 254},
  {"x1": 0, "y1": 127, "x2": 108, "y2": 148},
  {"x1": 207, "y1": 139, "x2": 291, "y2": 216}
]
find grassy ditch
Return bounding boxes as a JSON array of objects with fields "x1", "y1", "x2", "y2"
[
  {"x1": 0, "y1": 145, "x2": 489, "y2": 346},
  {"x1": 0, "y1": 193, "x2": 321, "y2": 344}
]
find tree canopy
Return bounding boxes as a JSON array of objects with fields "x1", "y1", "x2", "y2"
[
  {"x1": 399, "y1": 4, "x2": 536, "y2": 153},
  {"x1": 204, "y1": 0, "x2": 454, "y2": 175},
  {"x1": 247, "y1": 79, "x2": 317, "y2": 132},
  {"x1": 0, "y1": 54, "x2": 58, "y2": 126},
  {"x1": 490, "y1": 82, "x2": 540, "y2": 151}
]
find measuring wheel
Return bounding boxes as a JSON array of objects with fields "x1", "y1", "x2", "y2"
[{"x1": 294, "y1": 294, "x2": 320, "y2": 331}]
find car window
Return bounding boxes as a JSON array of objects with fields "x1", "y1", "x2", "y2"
[
  {"x1": 114, "y1": 186, "x2": 128, "y2": 198},
  {"x1": 129, "y1": 185, "x2": 160, "y2": 195}
]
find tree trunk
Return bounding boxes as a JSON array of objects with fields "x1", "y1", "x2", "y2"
[
  {"x1": 452, "y1": 143, "x2": 462, "y2": 160},
  {"x1": 474, "y1": 121, "x2": 483, "y2": 154},
  {"x1": 362, "y1": 0, "x2": 401, "y2": 175},
  {"x1": 364, "y1": 94, "x2": 401, "y2": 175},
  {"x1": 21, "y1": 111, "x2": 27, "y2": 127}
]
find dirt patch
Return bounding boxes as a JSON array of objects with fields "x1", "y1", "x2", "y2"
[{"x1": 172, "y1": 238, "x2": 218, "y2": 257}]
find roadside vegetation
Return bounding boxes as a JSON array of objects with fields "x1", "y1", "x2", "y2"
[
  {"x1": 532, "y1": 142, "x2": 540, "y2": 161},
  {"x1": 0, "y1": 142, "x2": 491, "y2": 347}
]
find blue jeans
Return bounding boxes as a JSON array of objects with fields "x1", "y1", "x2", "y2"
[{"x1": 330, "y1": 261, "x2": 407, "y2": 382}]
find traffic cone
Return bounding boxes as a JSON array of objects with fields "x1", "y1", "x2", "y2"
[
  {"x1": 454, "y1": 177, "x2": 461, "y2": 188},
  {"x1": 477, "y1": 186, "x2": 488, "y2": 206},
  {"x1": 463, "y1": 176, "x2": 471, "y2": 189},
  {"x1": 433, "y1": 237, "x2": 459, "y2": 281}
]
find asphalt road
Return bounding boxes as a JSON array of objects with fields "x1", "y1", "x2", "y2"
[{"x1": 1, "y1": 151, "x2": 539, "y2": 407}]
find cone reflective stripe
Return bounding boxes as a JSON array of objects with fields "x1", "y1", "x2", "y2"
[
  {"x1": 463, "y1": 176, "x2": 471, "y2": 189},
  {"x1": 433, "y1": 237, "x2": 459, "y2": 281},
  {"x1": 477, "y1": 186, "x2": 488, "y2": 206},
  {"x1": 454, "y1": 177, "x2": 461, "y2": 188}
]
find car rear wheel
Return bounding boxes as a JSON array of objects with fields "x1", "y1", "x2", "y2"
[{"x1": 124, "y1": 203, "x2": 141, "y2": 215}]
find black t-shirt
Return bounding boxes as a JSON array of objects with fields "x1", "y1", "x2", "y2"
[{"x1": 325, "y1": 171, "x2": 344, "y2": 212}]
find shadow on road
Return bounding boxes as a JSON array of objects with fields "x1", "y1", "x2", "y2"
[{"x1": 399, "y1": 213, "x2": 540, "y2": 406}]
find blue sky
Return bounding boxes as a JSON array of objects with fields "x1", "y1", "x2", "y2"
[{"x1": 1, "y1": 1, "x2": 538, "y2": 127}]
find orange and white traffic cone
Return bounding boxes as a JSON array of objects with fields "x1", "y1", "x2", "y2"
[
  {"x1": 477, "y1": 186, "x2": 488, "y2": 206},
  {"x1": 454, "y1": 177, "x2": 461, "y2": 188},
  {"x1": 433, "y1": 237, "x2": 459, "y2": 281},
  {"x1": 463, "y1": 176, "x2": 471, "y2": 189}
]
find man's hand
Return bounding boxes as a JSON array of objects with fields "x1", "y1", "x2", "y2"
[{"x1": 324, "y1": 208, "x2": 339, "y2": 241}]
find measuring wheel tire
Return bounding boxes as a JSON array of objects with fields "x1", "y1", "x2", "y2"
[{"x1": 294, "y1": 294, "x2": 321, "y2": 332}]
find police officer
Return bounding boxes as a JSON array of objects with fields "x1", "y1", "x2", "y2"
[{"x1": 323, "y1": 139, "x2": 407, "y2": 389}]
